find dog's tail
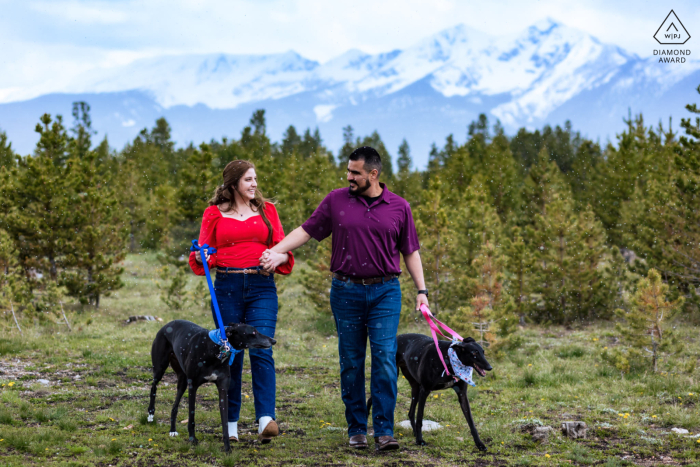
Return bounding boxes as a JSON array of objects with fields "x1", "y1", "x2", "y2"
[{"x1": 366, "y1": 397, "x2": 372, "y2": 419}]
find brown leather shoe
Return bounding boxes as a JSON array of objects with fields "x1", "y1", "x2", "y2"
[
  {"x1": 258, "y1": 419, "x2": 279, "y2": 444},
  {"x1": 349, "y1": 434, "x2": 368, "y2": 449},
  {"x1": 374, "y1": 435, "x2": 399, "y2": 451}
]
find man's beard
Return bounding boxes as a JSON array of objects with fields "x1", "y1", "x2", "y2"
[{"x1": 349, "y1": 178, "x2": 371, "y2": 195}]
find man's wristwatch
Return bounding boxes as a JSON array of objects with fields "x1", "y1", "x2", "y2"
[{"x1": 417, "y1": 289, "x2": 429, "y2": 298}]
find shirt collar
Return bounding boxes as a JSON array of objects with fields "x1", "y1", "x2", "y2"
[{"x1": 348, "y1": 182, "x2": 391, "y2": 205}]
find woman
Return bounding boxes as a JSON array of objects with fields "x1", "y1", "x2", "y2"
[{"x1": 189, "y1": 160, "x2": 293, "y2": 444}]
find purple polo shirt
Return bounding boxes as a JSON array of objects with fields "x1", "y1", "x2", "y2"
[{"x1": 301, "y1": 183, "x2": 420, "y2": 278}]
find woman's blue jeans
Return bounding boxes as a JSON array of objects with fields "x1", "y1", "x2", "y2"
[
  {"x1": 213, "y1": 268, "x2": 278, "y2": 423},
  {"x1": 330, "y1": 277, "x2": 402, "y2": 438}
]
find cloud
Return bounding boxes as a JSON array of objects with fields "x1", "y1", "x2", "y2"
[{"x1": 29, "y1": 1, "x2": 129, "y2": 24}]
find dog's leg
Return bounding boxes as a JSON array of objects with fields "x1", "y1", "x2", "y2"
[
  {"x1": 414, "y1": 387, "x2": 429, "y2": 446},
  {"x1": 169, "y1": 373, "x2": 187, "y2": 436},
  {"x1": 217, "y1": 379, "x2": 230, "y2": 452},
  {"x1": 148, "y1": 344, "x2": 171, "y2": 423},
  {"x1": 454, "y1": 382, "x2": 487, "y2": 451},
  {"x1": 407, "y1": 384, "x2": 420, "y2": 435},
  {"x1": 187, "y1": 381, "x2": 199, "y2": 445}
]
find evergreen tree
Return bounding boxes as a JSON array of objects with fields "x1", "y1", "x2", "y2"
[
  {"x1": 8, "y1": 114, "x2": 72, "y2": 282},
  {"x1": 502, "y1": 226, "x2": 534, "y2": 325},
  {"x1": 301, "y1": 238, "x2": 333, "y2": 315},
  {"x1": 609, "y1": 269, "x2": 683, "y2": 373},
  {"x1": 281, "y1": 125, "x2": 301, "y2": 157},
  {"x1": 397, "y1": 139, "x2": 411, "y2": 174},
  {"x1": 476, "y1": 132, "x2": 521, "y2": 219},
  {"x1": 0, "y1": 131, "x2": 15, "y2": 169},
  {"x1": 70, "y1": 101, "x2": 95, "y2": 159},
  {"x1": 177, "y1": 143, "x2": 219, "y2": 225},
  {"x1": 413, "y1": 175, "x2": 457, "y2": 314},
  {"x1": 339, "y1": 125, "x2": 355, "y2": 166},
  {"x1": 0, "y1": 228, "x2": 31, "y2": 314},
  {"x1": 61, "y1": 108, "x2": 127, "y2": 307}
]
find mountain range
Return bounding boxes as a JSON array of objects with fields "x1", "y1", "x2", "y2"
[{"x1": 1, "y1": 18, "x2": 698, "y2": 167}]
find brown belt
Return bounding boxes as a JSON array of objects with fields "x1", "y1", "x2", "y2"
[
  {"x1": 215, "y1": 268, "x2": 270, "y2": 277},
  {"x1": 333, "y1": 273, "x2": 398, "y2": 285}
]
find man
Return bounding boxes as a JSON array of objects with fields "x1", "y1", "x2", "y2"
[{"x1": 261, "y1": 146, "x2": 429, "y2": 451}]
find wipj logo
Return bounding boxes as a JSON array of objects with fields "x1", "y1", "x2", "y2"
[{"x1": 654, "y1": 10, "x2": 690, "y2": 44}]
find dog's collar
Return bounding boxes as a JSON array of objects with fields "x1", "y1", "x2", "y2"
[
  {"x1": 208, "y1": 329, "x2": 244, "y2": 365},
  {"x1": 447, "y1": 347, "x2": 476, "y2": 387}
]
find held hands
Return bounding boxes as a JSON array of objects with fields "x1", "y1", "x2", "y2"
[{"x1": 259, "y1": 249, "x2": 287, "y2": 273}]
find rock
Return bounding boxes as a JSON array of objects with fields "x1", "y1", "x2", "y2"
[
  {"x1": 532, "y1": 426, "x2": 554, "y2": 442},
  {"x1": 561, "y1": 421, "x2": 587, "y2": 439},
  {"x1": 671, "y1": 428, "x2": 689, "y2": 434},
  {"x1": 397, "y1": 419, "x2": 443, "y2": 431},
  {"x1": 37, "y1": 379, "x2": 50, "y2": 386},
  {"x1": 520, "y1": 424, "x2": 554, "y2": 443},
  {"x1": 125, "y1": 315, "x2": 162, "y2": 324}
]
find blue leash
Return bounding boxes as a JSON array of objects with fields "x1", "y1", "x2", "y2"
[{"x1": 191, "y1": 239, "x2": 233, "y2": 363}]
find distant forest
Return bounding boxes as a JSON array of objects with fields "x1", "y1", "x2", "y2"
[{"x1": 1, "y1": 88, "x2": 699, "y2": 331}]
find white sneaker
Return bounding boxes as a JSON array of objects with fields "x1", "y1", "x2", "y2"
[{"x1": 228, "y1": 421, "x2": 238, "y2": 441}]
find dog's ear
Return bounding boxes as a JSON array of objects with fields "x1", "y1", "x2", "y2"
[
  {"x1": 226, "y1": 322, "x2": 240, "y2": 328},
  {"x1": 463, "y1": 337, "x2": 476, "y2": 344}
]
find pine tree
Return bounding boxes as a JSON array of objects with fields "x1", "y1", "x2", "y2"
[
  {"x1": 414, "y1": 175, "x2": 457, "y2": 314},
  {"x1": 301, "y1": 238, "x2": 333, "y2": 315},
  {"x1": 451, "y1": 176, "x2": 504, "y2": 290},
  {"x1": 0, "y1": 131, "x2": 15, "y2": 169},
  {"x1": 392, "y1": 140, "x2": 422, "y2": 204},
  {"x1": 397, "y1": 139, "x2": 411, "y2": 174},
  {"x1": 620, "y1": 93, "x2": 700, "y2": 315},
  {"x1": 610, "y1": 269, "x2": 683, "y2": 373},
  {"x1": 281, "y1": 125, "x2": 301, "y2": 157},
  {"x1": 502, "y1": 226, "x2": 533, "y2": 325},
  {"x1": 0, "y1": 228, "x2": 31, "y2": 316},
  {"x1": 476, "y1": 132, "x2": 521, "y2": 219},
  {"x1": 444, "y1": 240, "x2": 517, "y2": 346},
  {"x1": 7, "y1": 114, "x2": 72, "y2": 283},
  {"x1": 61, "y1": 109, "x2": 127, "y2": 307},
  {"x1": 525, "y1": 148, "x2": 612, "y2": 323}
]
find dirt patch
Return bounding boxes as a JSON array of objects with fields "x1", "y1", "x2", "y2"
[{"x1": 0, "y1": 358, "x2": 89, "y2": 383}]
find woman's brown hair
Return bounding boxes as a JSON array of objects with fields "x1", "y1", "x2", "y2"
[{"x1": 209, "y1": 160, "x2": 274, "y2": 245}]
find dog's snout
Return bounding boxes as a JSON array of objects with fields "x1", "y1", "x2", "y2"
[{"x1": 270, "y1": 338, "x2": 277, "y2": 345}]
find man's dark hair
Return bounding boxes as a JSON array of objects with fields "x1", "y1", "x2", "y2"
[{"x1": 348, "y1": 146, "x2": 382, "y2": 176}]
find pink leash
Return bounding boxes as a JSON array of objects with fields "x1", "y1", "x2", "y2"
[{"x1": 419, "y1": 304, "x2": 463, "y2": 376}]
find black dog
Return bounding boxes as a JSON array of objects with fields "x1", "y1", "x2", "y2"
[
  {"x1": 396, "y1": 333, "x2": 492, "y2": 450},
  {"x1": 148, "y1": 319, "x2": 275, "y2": 451}
]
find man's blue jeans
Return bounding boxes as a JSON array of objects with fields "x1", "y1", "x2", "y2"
[
  {"x1": 330, "y1": 277, "x2": 402, "y2": 438},
  {"x1": 213, "y1": 268, "x2": 278, "y2": 423}
]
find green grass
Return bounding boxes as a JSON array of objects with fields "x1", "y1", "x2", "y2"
[{"x1": 0, "y1": 253, "x2": 699, "y2": 465}]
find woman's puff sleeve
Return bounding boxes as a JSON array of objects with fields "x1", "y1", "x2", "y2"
[{"x1": 188, "y1": 205, "x2": 221, "y2": 276}]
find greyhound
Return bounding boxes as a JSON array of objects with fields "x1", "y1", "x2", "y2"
[
  {"x1": 148, "y1": 319, "x2": 275, "y2": 451},
  {"x1": 395, "y1": 333, "x2": 492, "y2": 450}
]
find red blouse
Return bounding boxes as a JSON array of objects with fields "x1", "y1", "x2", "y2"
[{"x1": 188, "y1": 203, "x2": 294, "y2": 276}]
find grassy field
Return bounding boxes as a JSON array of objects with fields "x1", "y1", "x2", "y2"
[{"x1": 0, "y1": 254, "x2": 699, "y2": 466}]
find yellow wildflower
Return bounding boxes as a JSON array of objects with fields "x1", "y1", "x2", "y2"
[{"x1": 545, "y1": 453, "x2": 551, "y2": 458}]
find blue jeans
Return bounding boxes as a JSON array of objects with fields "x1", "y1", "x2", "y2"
[
  {"x1": 330, "y1": 277, "x2": 402, "y2": 438},
  {"x1": 213, "y1": 268, "x2": 278, "y2": 422}
]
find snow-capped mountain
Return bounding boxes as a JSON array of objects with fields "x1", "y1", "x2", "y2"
[{"x1": 1, "y1": 19, "x2": 698, "y2": 166}]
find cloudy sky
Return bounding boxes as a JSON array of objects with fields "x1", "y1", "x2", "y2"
[{"x1": 0, "y1": 0, "x2": 696, "y2": 102}]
